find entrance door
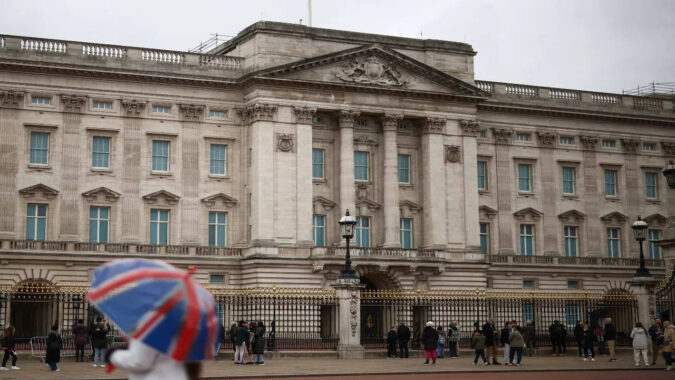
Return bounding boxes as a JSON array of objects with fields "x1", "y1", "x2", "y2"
[
  {"x1": 361, "y1": 305, "x2": 382, "y2": 346},
  {"x1": 11, "y1": 301, "x2": 55, "y2": 338}
]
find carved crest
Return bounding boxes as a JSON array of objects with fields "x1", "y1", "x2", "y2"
[
  {"x1": 237, "y1": 103, "x2": 277, "y2": 124},
  {"x1": 445, "y1": 145, "x2": 461, "y2": 163},
  {"x1": 179, "y1": 104, "x2": 204, "y2": 121},
  {"x1": 353, "y1": 135, "x2": 378, "y2": 145},
  {"x1": 335, "y1": 55, "x2": 408, "y2": 87},
  {"x1": 538, "y1": 132, "x2": 556, "y2": 147},
  {"x1": 492, "y1": 128, "x2": 513, "y2": 145},
  {"x1": 479, "y1": 205, "x2": 498, "y2": 220},
  {"x1": 293, "y1": 106, "x2": 317, "y2": 124},
  {"x1": 142, "y1": 190, "x2": 180, "y2": 206},
  {"x1": 459, "y1": 120, "x2": 480, "y2": 136},
  {"x1": 313, "y1": 196, "x2": 337, "y2": 213},
  {"x1": 661, "y1": 142, "x2": 675, "y2": 156},
  {"x1": 121, "y1": 99, "x2": 146, "y2": 115},
  {"x1": 276, "y1": 133, "x2": 294, "y2": 152},
  {"x1": 355, "y1": 197, "x2": 381, "y2": 214},
  {"x1": 579, "y1": 135, "x2": 599, "y2": 150},
  {"x1": 643, "y1": 213, "x2": 667, "y2": 227},
  {"x1": 399, "y1": 200, "x2": 422, "y2": 217},
  {"x1": 600, "y1": 211, "x2": 628, "y2": 225},
  {"x1": 621, "y1": 138, "x2": 640, "y2": 154},
  {"x1": 61, "y1": 94, "x2": 87, "y2": 112},
  {"x1": 338, "y1": 110, "x2": 360, "y2": 127},
  {"x1": 0, "y1": 90, "x2": 25, "y2": 108},
  {"x1": 422, "y1": 118, "x2": 446, "y2": 134},
  {"x1": 513, "y1": 207, "x2": 543, "y2": 222}
]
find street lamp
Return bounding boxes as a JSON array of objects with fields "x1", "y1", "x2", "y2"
[
  {"x1": 631, "y1": 216, "x2": 651, "y2": 278},
  {"x1": 338, "y1": 209, "x2": 358, "y2": 280},
  {"x1": 664, "y1": 161, "x2": 675, "y2": 189}
]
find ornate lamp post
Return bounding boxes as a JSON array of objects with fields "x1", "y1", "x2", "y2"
[
  {"x1": 632, "y1": 216, "x2": 651, "y2": 278},
  {"x1": 338, "y1": 209, "x2": 358, "y2": 280},
  {"x1": 664, "y1": 161, "x2": 675, "y2": 189}
]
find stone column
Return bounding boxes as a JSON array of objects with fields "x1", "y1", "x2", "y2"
[
  {"x1": 460, "y1": 120, "x2": 481, "y2": 251},
  {"x1": 334, "y1": 278, "x2": 365, "y2": 359},
  {"x1": 179, "y1": 104, "x2": 204, "y2": 245},
  {"x1": 338, "y1": 111, "x2": 359, "y2": 216},
  {"x1": 59, "y1": 95, "x2": 87, "y2": 242},
  {"x1": 493, "y1": 128, "x2": 515, "y2": 254},
  {"x1": 538, "y1": 132, "x2": 559, "y2": 255},
  {"x1": 580, "y1": 136, "x2": 601, "y2": 256},
  {"x1": 629, "y1": 277, "x2": 660, "y2": 324},
  {"x1": 382, "y1": 113, "x2": 403, "y2": 248},
  {"x1": 0, "y1": 90, "x2": 24, "y2": 239},
  {"x1": 421, "y1": 117, "x2": 447, "y2": 249},
  {"x1": 294, "y1": 107, "x2": 317, "y2": 247},
  {"x1": 622, "y1": 138, "x2": 641, "y2": 256},
  {"x1": 120, "y1": 100, "x2": 146, "y2": 244}
]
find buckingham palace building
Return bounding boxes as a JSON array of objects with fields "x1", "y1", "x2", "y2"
[{"x1": 0, "y1": 21, "x2": 674, "y2": 338}]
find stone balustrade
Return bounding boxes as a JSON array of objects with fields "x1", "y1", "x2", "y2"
[
  {"x1": 82, "y1": 44, "x2": 126, "y2": 58},
  {"x1": 313, "y1": 247, "x2": 441, "y2": 259},
  {"x1": 488, "y1": 254, "x2": 664, "y2": 267}
]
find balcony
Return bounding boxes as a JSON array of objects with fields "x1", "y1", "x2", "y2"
[
  {"x1": 487, "y1": 254, "x2": 665, "y2": 268},
  {"x1": 311, "y1": 247, "x2": 443, "y2": 260}
]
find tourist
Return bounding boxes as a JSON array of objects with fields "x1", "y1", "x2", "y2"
[
  {"x1": 500, "y1": 321, "x2": 511, "y2": 365},
  {"x1": 523, "y1": 320, "x2": 536, "y2": 357},
  {"x1": 91, "y1": 318, "x2": 111, "y2": 368},
  {"x1": 595, "y1": 323, "x2": 606, "y2": 355},
  {"x1": 46, "y1": 324, "x2": 62, "y2": 372},
  {"x1": 649, "y1": 318, "x2": 662, "y2": 365},
  {"x1": 631, "y1": 322, "x2": 649, "y2": 366},
  {"x1": 214, "y1": 321, "x2": 224, "y2": 360},
  {"x1": 234, "y1": 320, "x2": 250, "y2": 365},
  {"x1": 482, "y1": 319, "x2": 500, "y2": 364},
  {"x1": 252, "y1": 321, "x2": 266, "y2": 365},
  {"x1": 387, "y1": 325, "x2": 398, "y2": 359},
  {"x1": 73, "y1": 319, "x2": 87, "y2": 362},
  {"x1": 448, "y1": 321, "x2": 459, "y2": 358},
  {"x1": 662, "y1": 321, "x2": 675, "y2": 370},
  {"x1": 549, "y1": 320, "x2": 564, "y2": 356},
  {"x1": 246, "y1": 322, "x2": 256, "y2": 364},
  {"x1": 0, "y1": 326, "x2": 19, "y2": 370},
  {"x1": 604, "y1": 317, "x2": 617, "y2": 362},
  {"x1": 508, "y1": 326, "x2": 525, "y2": 366},
  {"x1": 397, "y1": 323, "x2": 410, "y2": 359},
  {"x1": 573, "y1": 320, "x2": 584, "y2": 357},
  {"x1": 471, "y1": 330, "x2": 488, "y2": 365},
  {"x1": 230, "y1": 322, "x2": 238, "y2": 356},
  {"x1": 421, "y1": 321, "x2": 439, "y2": 365},
  {"x1": 582, "y1": 323, "x2": 596, "y2": 361},
  {"x1": 436, "y1": 326, "x2": 446, "y2": 358}
]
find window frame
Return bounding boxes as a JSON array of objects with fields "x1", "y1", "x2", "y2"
[
  {"x1": 604, "y1": 168, "x2": 618, "y2": 198},
  {"x1": 645, "y1": 172, "x2": 658, "y2": 200},
  {"x1": 400, "y1": 218, "x2": 413, "y2": 249},
  {"x1": 563, "y1": 225, "x2": 579, "y2": 257},
  {"x1": 92, "y1": 100, "x2": 113, "y2": 111},
  {"x1": 516, "y1": 133, "x2": 531, "y2": 142},
  {"x1": 477, "y1": 160, "x2": 488, "y2": 191},
  {"x1": 519, "y1": 224, "x2": 535, "y2": 256},
  {"x1": 26, "y1": 203, "x2": 48, "y2": 241},
  {"x1": 150, "y1": 209, "x2": 170, "y2": 245},
  {"x1": 642, "y1": 142, "x2": 657, "y2": 152},
  {"x1": 209, "y1": 144, "x2": 228, "y2": 176},
  {"x1": 354, "y1": 151, "x2": 370, "y2": 182},
  {"x1": 517, "y1": 163, "x2": 533, "y2": 193},
  {"x1": 208, "y1": 211, "x2": 227, "y2": 247},
  {"x1": 479, "y1": 222, "x2": 490, "y2": 254},
  {"x1": 559, "y1": 136, "x2": 575, "y2": 146},
  {"x1": 151, "y1": 104, "x2": 172, "y2": 115},
  {"x1": 397, "y1": 154, "x2": 411, "y2": 184},
  {"x1": 562, "y1": 166, "x2": 576, "y2": 195},
  {"x1": 91, "y1": 136, "x2": 111, "y2": 169},
  {"x1": 601, "y1": 139, "x2": 617, "y2": 148},
  {"x1": 208, "y1": 109, "x2": 227, "y2": 118},
  {"x1": 89, "y1": 206, "x2": 110, "y2": 243},
  {"x1": 29, "y1": 95, "x2": 52, "y2": 106},
  {"x1": 355, "y1": 216, "x2": 371, "y2": 248},
  {"x1": 648, "y1": 229, "x2": 662, "y2": 259},
  {"x1": 312, "y1": 214, "x2": 326, "y2": 247},
  {"x1": 606, "y1": 227, "x2": 621, "y2": 258},
  {"x1": 151, "y1": 139, "x2": 171, "y2": 173},
  {"x1": 29, "y1": 131, "x2": 50, "y2": 166},
  {"x1": 312, "y1": 148, "x2": 325, "y2": 180}
]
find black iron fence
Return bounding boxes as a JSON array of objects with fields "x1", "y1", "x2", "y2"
[{"x1": 656, "y1": 263, "x2": 675, "y2": 322}]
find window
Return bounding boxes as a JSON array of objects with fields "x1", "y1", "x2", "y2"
[
  {"x1": 563, "y1": 226, "x2": 578, "y2": 257},
  {"x1": 398, "y1": 154, "x2": 410, "y2": 184},
  {"x1": 477, "y1": 130, "x2": 487, "y2": 139},
  {"x1": 649, "y1": 229, "x2": 662, "y2": 259},
  {"x1": 26, "y1": 204, "x2": 47, "y2": 241},
  {"x1": 209, "y1": 144, "x2": 227, "y2": 175},
  {"x1": 354, "y1": 151, "x2": 369, "y2": 181},
  {"x1": 477, "y1": 161, "x2": 487, "y2": 191},
  {"x1": 208, "y1": 110, "x2": 226, "y2": 118},
  {"x1": 31, "y1": 96, "x2": 51, "y2": 105},
  {"x1": 312, "y1": 149, "x2": 324, "y2": 179},
  {"x1": 522, "y1": 280, "x2": 534, "y2": 289},
  {"x1": 92, "y1": 136, "x2": 111, "y2": 169},
  {"x1": 565, "y1": 305, "x2": 579, "y2": 326},
  {"x1": 645, "y1": 172, "x2": 658, "y2": 199},
  {"x1": 518, "y1": 164, "x2": 532, "y2": 192},
  {"x1": 607, "y1": 228, "x2": 621, "y2": 258},
  {"x1": 562, "y1": 167, "x2": 575, "y2": 194},
  {"x1": 29, "y1": 132, "x2": 49, "y2": 165},
  {"x1": 208, "y1": 212, "x2": 227, "y2": 247},
  {"x1": 516, "y1": 133, "x2": 531, "y2": 141},
  {"x1": 567, "y1": 280, "x2": 580, "y2": 290},
  {"x1": 152, "y1": 105, "x2": 170, "y2": 114},
  {"x1": 602, "y1": 139, "x2": 616, "y2": 148},
  {"x1": 355, "y1": 216, "x2": 370, "y2": 247},
  {"x1": 479, "y1": 223, "x2": 490, "y2": 254},
  {"x1": 604, "y1": 169, "x2": 617, "y2": 197},
  {"x1": 519, "y1": 224, "x2": 535, "y2": 255},
  {"x1": 92, "y1": 101, "x2": 112, "y2": 110},
  {"x1": 355, "y1": 119, "x2": 368, "y2": 127},
  {"x1": 400, "y1": 218, "x2": 413, "y2": 249},
  {"x1": 312, "y1": 116, "x2": 322, "y2": 124},
  {"x1": 152, "y1": 140, "x2": 170, "y2": 172},
  {"x1": 560, "y1": 137, "x2": 574, "y2": 145},
  {"x1": 643, "y1": 143, "x2": 656, "y2": 151},
  {"x1": 150, "y1": 209, "x2": 169, "y2": 245},
  {"x1": 209, "y1": 274, "x2": 225, "y2": 284},
  {"x1": 89, "y1": 206, "x2": 109, "y2": 243},
  {"x1": 398, "y1": 122, "x2": 409, "y2": 131},
  {"x1": 312, "y1": 214, "x2": 325, "y2": 247},
  {"x1": 522, "y1": 304, "x2": 534, "y2": 323}
]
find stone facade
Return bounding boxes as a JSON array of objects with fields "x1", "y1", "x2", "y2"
[{"x1": 0, "y1": 22, "x2": 673, "y2": 304}]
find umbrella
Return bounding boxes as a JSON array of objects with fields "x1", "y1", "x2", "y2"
[{"x1": 88, "y1": 259, "x2": 218, "y2": 362}]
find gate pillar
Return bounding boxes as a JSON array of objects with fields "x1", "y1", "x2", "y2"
[
  {"x1": 334, "y1": 278, "x2": 365, "y2": 359},
  {"x1": 629, "y1": 277, "x2": 660, "y2": 324}
]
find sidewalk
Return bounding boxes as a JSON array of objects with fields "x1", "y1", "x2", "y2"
[{"x1": 0, "y1": 351, "x2": 664, "y2": 380}]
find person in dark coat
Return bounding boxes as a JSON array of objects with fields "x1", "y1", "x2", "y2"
[
  {"x1": 604, "y1": 317, "x2": 617, "y2": 362},
  {"x1": 482, "y1": 319, "x2": 500, "y2": 364},
  {"x1": 549, "y1": 320, "x2": 564, "y2": 356},
  {"x1": 523, "y1": 320, "x2": 536, "y2": 357},
  {"x1": 397, "y1": 323, "x2": 410, "y2": 358},
  {"x1": 72, "y1": 319, "x2": 87, "y2": 362},
  {"x1": 582, "y1": 322, "x2": 596, "y2": 361},
  {"x1": 500, "y1": 322, "x2": 512, "y2": 365},
  {"x1": 573, "y1": 320, "x2": 584, "y2": 357},
  {"x1": 234, "y1": 320, "x2": 250, "y2": 364},
  {"x1": 46, "y1": 325, "x2": 62, "y2": 372},
  {"x1": 387, "y1": 325, "x2": 398, "y2": 358},
  {"x1": 91, "y1": 319, "x2": 111, "y2": 367},
  {"x1": 1, "y1": 326, "x2": 19, "y2": 370},
  {"x1": 422, "y1": 321, "x2": 439, "y2": 365},
  {"x1": 252, "y1": 321, "x2": 266, "y2": 365},
  {"x1": 230, "y1": 322, "x2": 238, "y2": 354}
]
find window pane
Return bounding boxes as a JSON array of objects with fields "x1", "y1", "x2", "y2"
[
  {"x1": 312, "y1": 149, "x2": 324, "y2": 179},
  {"x1": 159, "y1": 222, "x2": 168, "y2": 245},
  {"x1": 562, "y1": 167, "x2": 575, "y2": 194},
  {"x1": 604, "y1": 170, "x2": 616, "y2": 196},
  {"x1": 518, "y1": 164, "x2": 531, "y2": 192},
  {"x1": 477, "y1": 161, "x2": 486, "y2": 190},
  {"x1": 645, "y1": 173, "x2": 657, "y2": 198},
  {"x1": 208, "y1": 225, "x2": 216, "y2": 246},
  {"x1": 26, "y1": 215, "x2": 35, "y2": 240},
  {"x1": 99, "y1": 221, "x2": 108, "y2": 243},
  {"x1": 89, "y1": 219, "x2": 97, "y2": 242},
  {"x1": 354, "y1": 152, "x2": 369, "y2": 181},
  {"x1": 150, "y1": 222, "x2": 158, "y2": 244},
  {"x1": 36, "y1": 218, "x2": 46, "y2": 241},
  {"x1": 30, "y1": 133, "x2": 49, "y2": 165},
  {"x1": 152, "y1": 141, "x2": 169, "y2": 171},
  {"x1": 159, "y1": 210, "x2": 169, "y2": 222},
  {"x1": 210, "y1": 144, "x2": 227, "y2": 175},
  {"x1": 398, "y1": 155, "x2": 410, "y2": 183},
  {"x1": 37, "y1": 205, "x2": 47, "y2": 217}
]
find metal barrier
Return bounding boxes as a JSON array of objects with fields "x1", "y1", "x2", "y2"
[{"x1": 29, "y1": 332, "x2": 126, "y2": 362}]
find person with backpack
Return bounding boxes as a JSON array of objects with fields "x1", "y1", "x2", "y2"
[
  {"x1": 523, "y1": 320, "x2": 536, "y2": 357},
  {"x1": 500, "y1": 322, "x2": 512, "y2": 365},
  {"x1": 72, "y1": 319, "x2": 87, "y2": 362},
  {"x1": 91, "y1": 319, "x2": 111, "y2": 368},
  {"x1": 0, "y1": 326, "x2": 19, "y2": 371},
  {"x1": 631, "y1": 322, "x2": 650, "y2": 366},
  {"x1": 386, "y1": 325, "x2": 398, "y2": 359},
  {"x1": 448, "y1": 322, "x2": 459, "y2": 358},
  {"x1": 421, "y1": 321, "x2": 439, "y2": 365},
  {"x1": 437, "y1": 326, "x2": 446, "y2": 358},
  {"x1": 508, "y1": 326, "x2": 525, "y2": 366},
  {"x1": 46, "y1": 324, "x2": 62, "y2": 372},
  {"x1": 471, "y1": 330, "x2": 488, "y2": 365},
  {"x1": 397, "y1": 323, "x2": 410, "y2": 359}
]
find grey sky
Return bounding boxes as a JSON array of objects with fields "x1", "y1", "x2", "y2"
[{"x1": 1, "y1": 0, "x2": 673, "y2": 93}]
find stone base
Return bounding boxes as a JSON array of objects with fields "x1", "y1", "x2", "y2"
[{"x1": 337, "y1": 344, "x2": 365, "y2": 359}]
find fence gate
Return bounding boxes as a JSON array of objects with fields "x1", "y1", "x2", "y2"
[{"x1": 656, "y1": 264, "x2": 675, "y2": 322}]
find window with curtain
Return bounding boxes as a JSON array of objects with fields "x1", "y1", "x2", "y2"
[
  {"x1": 398, "y1": 154, "x2": 410, "y2": 184},
  {"x1": 607, "y1": 228, "x2": 620, "y2": 257},
  {"x1": 89, "y1": 206, "x2": 109, "y2": 243},
  {"x1": 477, "y1": 161, "x2": 487, "y2": 190},
  {"x1": 152, "y1": 140, "x2": 170, "y2": 172},
  {"x1": 479, "y1": 223, "x2": 489, "y2": 254},
  {"x1": 564, "y1": 226, "x2": 578, "y2": 257},
  {"x1": 150, "y1": 209, "x2": 169, "y2": 245},
  {"x1": 26, "y1": 204, "x2": 47, "y2": 241},
  {"x1": 354, "y1": 151, "x2": 369, "y2": 181},
  {"x1": 518, "y1": 164, "x2": 532, "y2": 192},
  {"x1": 522, "y1": 304, "x2": 534, "y2": 324},
  {"x1": 312, "y1": 149, "x2": 324, "y2": 179},
  {"x1": 604, "y1": 169, "x2": 617, "y2": 196},
  {"x1": 562, "y1": 167, "x2": 575, "y2": 194},
  {"x1": 208, "y1": 212, "x2": 227, "y2": 247},
  {"x1": 649, "y1": 229, "x2": 662, "y2": 259},
  {"x1": 210, "y1": 144, "x2": 227, "y2": 175},
  {"x1": 519, "y1": 224, "x2": 535, "y2": 255},
  {"x1": 565, "y1": 305, "x2": 579, "y2": 326},
  {"x1": 645, "y1": 172, "x2": 657, "y2": 199},
  {"x1": 355, "y1": 216, "x2": 370, "y2": 247},
  {"x1": 29, "y1": 132, "x2": 49, "y2": 165},
  {"x1": 92, "y1": 136, "x2": 110, "y2": 169},
  {"x1": 400, "y1": 218, "x2": 413, "y2": 249},
  {"x1": 312, "y1": 214, "x2": 325, "y2": 246}
]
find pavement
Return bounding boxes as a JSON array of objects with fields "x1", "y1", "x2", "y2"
[{"x1": 0, "y1": 351, "x2": 667, "y2": 380}]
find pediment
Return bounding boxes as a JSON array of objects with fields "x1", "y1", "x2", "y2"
[
  {"x1": 399, "y1": 200, "x2": 422, "y2": 217},
  {"x1": 142, "y1": 190, "x2": 180, "y2": 206},
  {"x1": 600, "y1": 211, "x2": 628, "y2": 225},
  {"x1": 82, "y1": 187, "x2": 121, "y2": 203},
  {"x1": 479, "y1": 205, "x2": 498, "y2": 220},
  {"x1": 558, "y1": 209, "x2": 586, "y2": 224},
  {"x1": 513, "y1": 207, "x2": 543, "y2": 222},
  {"x1": 253, "y1": 45, "x2": 486, "y2": 98},
  {"x1": 201, "y1": 193, "x2": 238, "y2": 208},
  {"x1": 643, "y1": 213, "x2": 667, "y2": 227},
  {"x1": 19, "y1": 184, "x2": 59, "y2": 200},
  {"x1": 355, "y1": 197, "x2": 381, "y2": 214},
  {"x1": 313, "y1": 196, "x2": 336, "y2": 213}
]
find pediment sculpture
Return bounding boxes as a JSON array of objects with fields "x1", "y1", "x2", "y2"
[{"x1": 335, "y1": 55, "x2": 408, "y2": 87}]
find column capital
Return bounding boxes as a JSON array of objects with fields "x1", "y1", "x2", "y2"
[
  {"x1": 179, "y1": 103, "x2": 205, "y2": 121},
  {"x1": 579, "y1": 135, "x2": 599, "y2": 150},
  {"x1": 0, "y1": 90, "x2": 25, "y2": 109},
  {"x1": 338, "y1": 110, "x2": 360, "y2": 128},
  {"x1": 422, "y1": 117, "x2": 446, "y2": 134},
  {"x1": 121, "y1": 99, "x2": 147, "y2": 116},
  {"x1": 537, "y1": 132, "x2": 556, "y2": 147},
  {"x1": 60, "y1": 94, "x2": 87, "y2": 113},
  {"x1": 381, "y1": 113, "x2": 404, "y2": 131},
  {"x1": 293, "y1": 106, "x2": 317, "y2": 124},
  {"x1": 492, "y1": 128, "x2": 513, "y2": 145},
  {"x1": 459, "y1": 119, "x2": 480, "y2": 136},
  {"x1": 237, "y1": 103, "x2": 278, "y2": 124},
  {"x1": 621, "y1": 138, "x2": 640, "y2": 154},
  {"x1": 662, "y1": 142, "x2": 675, "y2": 156}
]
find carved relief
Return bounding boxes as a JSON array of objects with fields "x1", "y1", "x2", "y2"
[
  {"x1": 579, "y1": 135, "x2": 599, "y2": 150},
  {"x1": 661, "y1": 142, "x2": 675, "y2": 156},
  {"x1": 479, "y1": 205, "x2": 498, "y2": 220},
  {"x1": 513, "y1": 207, "x2": 543, "y2": 222},
  {"x1": 422, "y1": 117, "x2": 446, "y2": 134},
  {"x1": 349, "y1": 291, "x2": 358, "y2": 337},
  {"x1": 201, "y1": 193, "x2": 238, "y2": 208},
  {"x1": 19, "y1": 184, "x2": 59, "y2": 200},
  {"x1": 82, "y1": 187, "x2": 121, "y2": 203},
  {"x1": 276, "y1": 133, "x2": 294, "y2": 152},
  {"x1": 355, "y1": 197, "x2": 381, "y2": 215},
  {"x1": 600, "y1": 211, "x2": 628, "y2": 225},
  {"x1": 142, "y1": 190, "x2": 180, "y2": 206},
  {"x1": 338, "y1": 110, "x2": 360, "y2": 128},
  {"x1": 445, "y1": 145, "x2": 461, "y2": 163},
  {"x1": 353, "y1": 135, "x2": 378, "y2": 145},
  {"x1": 643, "y1": 213, "x2": 668, "y2": 227},
  {"x1": 335, "y1": 55, "x2": 408, "y2": 87},
  {"x1": 179, "y1": 104, "x2": 204, "y2": 121},
  {"x1": 492, "y1": 128, "x2": 513, "y2": 145},
  {"x1": 0, "y1": 90, "x2": 25, "y2": 108},
  {"x1": 293, "y1": 106, "x2": 317, "y2": 124},
  {"x1": 621, "y1": 138, "x2": 640, "y2": 154},
  {"x1": 381, "y1": 113, "x2": 404, "y2": 131},
  {"x1": 558, "y1": 209, "x2": 586, "y2": 224},
  {"x1": 313, "y1": 196, "x2": 336, "y2": 213},
  {"x1": 537, "y1": 132, "x2": 556, "y2": 147},
  {"x1": 238, "y1": 103, "x2": 277, "y2": 124},
  {"x1": 121, "y1": 99, "x2": 146, "y2": 115},
  {"x1": 459, "y1": 119, "x2": 480, "y2": 136},
  {"x1": 61, "y1": 94, "x2": 87, "y2": 112},
  {"x1": 399, "y1": 200, "x2": 422, "y2": 218}
]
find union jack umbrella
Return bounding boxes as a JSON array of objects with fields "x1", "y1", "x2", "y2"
[{"x1": 88, "y1": 259, "x2": 219, "y2": 362}]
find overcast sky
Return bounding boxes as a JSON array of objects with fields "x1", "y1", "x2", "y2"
[{"x1": 1, "y1": 0, "x2": 673, "y2": 93}]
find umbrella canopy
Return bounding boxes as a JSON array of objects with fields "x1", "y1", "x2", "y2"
[{"x1": 88, "y1": 259, "x2": 218, "y2": 362}]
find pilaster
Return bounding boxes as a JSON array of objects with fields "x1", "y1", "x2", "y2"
[
  {"x1": 0, "y1": 90, "x2": 24, "y2": 239},
  {"x1": 493, "y1": 128, "x2": 515, "y2": 254},
  {"x1": 120, "y1": 99, "x2": 146, "y2": 244},
  {"x1": 580, "y1": 135, "x2": 601, "y2": 256},
  {"x1": 421, "y1": 117, "x2": 447, "y2": 249},
  {"x1": 460, "y1": 120, "x2": 481, "y2": 250},
  {"x1": 179, "y1": 104, "x2": 205, "y2": 245},
  {"x1": 538, "y1": 132, "x2": 559, "y2": 255},
  {"x1": 338, "y1": 110, "x2": 359, "y2": 221},
  {"x1": 381, "y1": 113, "x2": 403, "y2": 248},
  {"x1": 59, "y1": 94, "x2": 87, "y2": 242},
  {"x1": 622, "y1": 138, "x2": 641, "y2": 257},
  {"x1": 294, "y1": 106, "x2": 317, "y2": 247}
]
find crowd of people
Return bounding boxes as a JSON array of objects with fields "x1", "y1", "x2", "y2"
[{"x1": 230, "y1": 320, "x2": 266, "y2": 365}]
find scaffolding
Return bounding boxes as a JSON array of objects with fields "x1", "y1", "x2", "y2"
[
  {"x1": 623, "y1": 82, "x2": 675, "y2": 97},
  {"x1": 188, "y1": 33, "x2": 233, "y2": 54}
]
